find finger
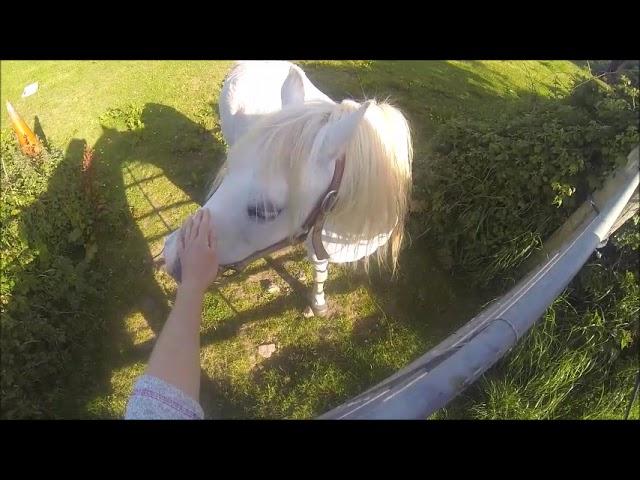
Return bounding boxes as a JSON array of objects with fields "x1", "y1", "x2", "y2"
[
  {"x1": 197, "y1": 209, "x2": 214, "y2": 249},
  {"x1": 191, "y1": 210, "x2": 203, "y2": 242},
  {"x1": 198, "y1": 210, "x2": 211, "y2": 244},
  {"x1": 205, "y1": 213, "x2": 217, "y2": 249},
  {"x1": 185, "y1": 215, "x2": 194, "y2": 243},
  {"x1": 179, "y1": 222, "x2": 187, "y2": 252}
]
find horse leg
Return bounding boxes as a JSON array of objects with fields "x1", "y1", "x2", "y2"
[{"x1": 304, "y1": 257, "x2": 330, "y2": 318}]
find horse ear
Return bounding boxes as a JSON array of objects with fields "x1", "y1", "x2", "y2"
[
  {"x1": 316, "y1": 101, "x2": 372, "y2": 162},
  {"x1": 281, "y1": 66, "x2": 306, "y2": 107}
]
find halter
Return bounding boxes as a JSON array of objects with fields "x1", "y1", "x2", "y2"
[
  {"x1": 173, "y1": 155, "x2": 344, "y2": 280},
  {"x1": 218, "y1": 155, "x2": 345, "y2": 276}
]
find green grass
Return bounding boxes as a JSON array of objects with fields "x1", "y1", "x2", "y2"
[
  {"x1": 1, "y1": 60, "x2": 598, "y2": 419},
  {"x1": 433, "y1": 259, "x2": 640, "y2": 420}
]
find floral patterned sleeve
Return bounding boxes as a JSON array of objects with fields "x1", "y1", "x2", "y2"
[{"x1": 124, "y1": 374, "x2": 204, "y2": 420}]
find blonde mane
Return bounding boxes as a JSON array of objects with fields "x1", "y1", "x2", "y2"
[{"x1": 209, "y1": 99, "x2": 413, "y2": 272}]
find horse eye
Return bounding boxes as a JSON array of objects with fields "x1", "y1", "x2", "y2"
[{"x1": 247, "y1": 201, "x2": 283, "y2": 222}]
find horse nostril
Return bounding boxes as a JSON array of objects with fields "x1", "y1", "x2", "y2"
[{"x1": 171, "y1": 257, "x2": 182, "y2": 283}]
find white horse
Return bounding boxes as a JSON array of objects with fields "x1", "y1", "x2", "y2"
[{"x1": 163, "y1": 61, "x2": 413, "y2": 316}]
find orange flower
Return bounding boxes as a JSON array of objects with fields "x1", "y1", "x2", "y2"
[{"x1": 6, "y1": 101, "x2": 42, "y2": 157}]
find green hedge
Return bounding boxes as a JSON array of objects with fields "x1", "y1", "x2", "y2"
[
  {"x1": 423, "y1": 73, "x2": 639, "y2": 419},
  {"x1": 1, "y1": 132, "x2": 105, "y2": 418},
  {"x1": 424, "y1": 75, "x2": 639, "y2": 288}
]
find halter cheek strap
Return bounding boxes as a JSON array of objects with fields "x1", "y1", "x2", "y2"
[
  {"x1": 218, "y1": 155, "x2": 346, "y2": 276},
  {"x1": 310, "y1": 160, "x2": 344, "y2": 261}
]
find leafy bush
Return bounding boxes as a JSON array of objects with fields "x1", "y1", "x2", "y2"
[
  {"x1": 424, "y1": 75, "x2": 639, "y2": 288},
  {"x1": 0, "y1": 131, "x2": 106, "y2": 418},
  {"x1": 613, "y1": 212, "x2": 640, "y2": 268},
  {"x1": 424, "y1": 72, "x2": 639, "y2": 420},
  {"x1": 98, "y1": 103, "x2": 144, "y2": 132}
]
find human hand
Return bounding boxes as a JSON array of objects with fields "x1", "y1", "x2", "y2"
[{"x1": 177, "y1": 209, "x2": 219, "y2": 295}]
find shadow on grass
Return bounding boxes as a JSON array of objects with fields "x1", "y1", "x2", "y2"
[{"x1": 5, "y1": 61, "x2": 569, "y2": 419}]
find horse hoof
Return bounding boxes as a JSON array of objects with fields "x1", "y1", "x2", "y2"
[
  {"x1": 303, "y1": 302, "x2": 329, "y2": 318},
  {"x1": 313, "y1": 302, "x2": 329, "y2": 317}
]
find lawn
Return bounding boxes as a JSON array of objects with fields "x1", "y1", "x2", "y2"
[{"x1": 0, "y1": 60, "x2": 592, "y2": 418}]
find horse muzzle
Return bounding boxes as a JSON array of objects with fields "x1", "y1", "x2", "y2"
[{"x1": 167, "y1": 256, "x2": 183, "y2": 283}]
